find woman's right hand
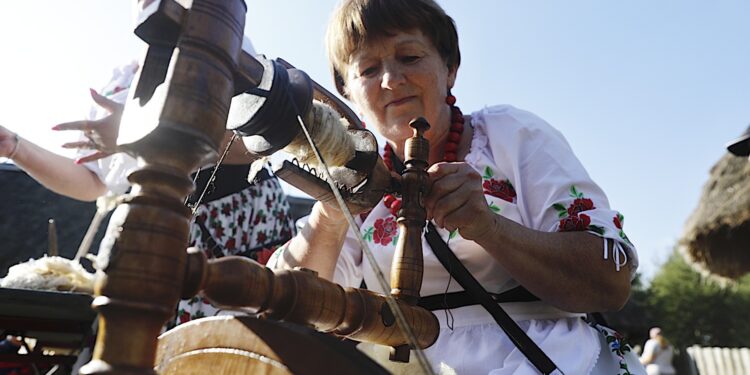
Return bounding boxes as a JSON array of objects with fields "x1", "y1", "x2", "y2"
[
  {"x1": 0, "y1": 125, "x2": 18, "y2": 158},
  {"x1": 52, "y1": 89, "x2": 124, "y2": 164}
]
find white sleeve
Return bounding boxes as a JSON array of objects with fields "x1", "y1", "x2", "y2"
[
  {"x1": 332, "y1": 224, "x2": 364, "y2": 288},
  {"x1": 477, "y1": 106, "x2": 638, "y2": 275}
]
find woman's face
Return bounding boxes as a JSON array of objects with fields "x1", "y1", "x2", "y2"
[{"x1": 344, "y1": 29, "x2": 456, "y2": 146}]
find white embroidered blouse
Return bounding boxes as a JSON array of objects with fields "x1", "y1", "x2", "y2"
[{"x1": 332, "y1": 104, "x2": 638, "y2": 374}]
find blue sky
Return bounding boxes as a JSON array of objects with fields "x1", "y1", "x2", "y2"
[{"x1": 1, "y1": 1, "x2": 749, "y2": 281}]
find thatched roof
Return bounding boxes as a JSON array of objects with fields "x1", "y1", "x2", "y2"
[{"x1": 679, "y1": 154, "x2": 750, "y2": 279}]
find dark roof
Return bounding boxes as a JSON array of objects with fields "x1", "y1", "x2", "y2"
[
  {"x1": 0, "y1": 164, "x2": 106, "y2": 275},
  {"x1": 680, "y1": 154, "x2": 750, "y2": 279}
]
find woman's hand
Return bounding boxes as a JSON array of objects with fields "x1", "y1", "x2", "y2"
[
  {"x1": 53, "y1": 89, "x2": 123, "y2": 164},
  {"x1": 424, "y1": 162, "x2": 496, "y2": 240},
  {"x1": 0, "y1": 125, "x2": 19, "y2": 159}
]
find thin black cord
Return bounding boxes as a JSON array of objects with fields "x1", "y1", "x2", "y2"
[{"x1": 189, "y1": 133, "x2": 238, "y2": 218}]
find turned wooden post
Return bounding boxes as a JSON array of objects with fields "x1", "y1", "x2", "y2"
[
  {"x1": 390, "y1": 118, "x2": 431, "y2": 305},
  {"x1": 181, "y1": 248, "x2": 439, "y2": 350},
  {"x1": 79, "y1": 0, "x2": 247, "y2": 373}
]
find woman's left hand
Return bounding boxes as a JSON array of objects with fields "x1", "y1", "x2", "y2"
[{"x1": 424, "y1": 162, "x2": 496, "y2": 241}]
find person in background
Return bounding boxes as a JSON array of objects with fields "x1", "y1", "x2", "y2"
[
  {"x1": 640, "y1": 327, "x2": 676, "y2": 375},
  {"x1": 272, "y1": 0, "x2": 642, "y2": 373}
]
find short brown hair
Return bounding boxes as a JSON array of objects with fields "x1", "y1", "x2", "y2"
[{"x1": 326, "y1": 0, "x2": 461, "y2": 97}]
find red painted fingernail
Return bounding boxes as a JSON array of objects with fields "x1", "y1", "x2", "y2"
[
  {"x1": 89, "y1": 88, "x2": 98, "y2": 96},
  {"x1": 51, "y1": 125, "x2": 60, "y2": 130}
]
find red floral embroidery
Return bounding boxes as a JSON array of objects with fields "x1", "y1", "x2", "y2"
[
  {"x1": 255, "y1": 248, "x2": 274, "y2": 265},
  {"x1": 373, "y1": 217, "x2": 398, "y2": 246},
  {"x1": 178, "y1": 310, "x2": 191, "y2": 324},
  {"x1": 559, "y1": 213, "x2": 591, "y2": 231},
  {"x1": 567, "y1": 198, "x2": 595, "y2": 216},
  {"x1": 197, "y1": 213, "x2": 208, "y2": 224},
  {"x1": 483, "y1": 178, "x2": 516, "y2": 203},
  {"x1": 613, "y1": 215, "x2": 622, "y2": 229},
  {"x1": 225, "y1": 238, "x2": 236, "y2": 251},
  {"x1": 553, "y1": 185, "x2": 605, "y2": 235}
]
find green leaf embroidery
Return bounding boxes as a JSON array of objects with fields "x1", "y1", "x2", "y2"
[
  {"x1": 489, "y1": 202, "x2": 501, "y2": 213},
  {"x1": 552, "y1": 203, "x2": 568, "y2": 217},
  {"x1": 588, "y1": 225, "x2": 606, "y2": 235},
  {"x1": 391, "y1": 234, "x2": 399, "y2": 246},
  {"x1": 362, "y1": 227, "x2": 374, "y2": 242},
  {"x1": 483, "y1": 166, "x2": 493, "y2": 180},
  {"x1": 617, "y1": 212, "x2": 625, "y2": 223},
  {"x1": 449, "y1": 230, "x2": 458, "y2": 239},
  {"x1": 570, "y1": 185, "x2": 583, "y2": 198}
]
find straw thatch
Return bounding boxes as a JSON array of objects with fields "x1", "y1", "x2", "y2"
[{"x1": 679, "y1": 154, "x2": 750, "y2": 279}]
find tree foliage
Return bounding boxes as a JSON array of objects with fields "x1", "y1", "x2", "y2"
[{"x1": 646, "y1": 250, "x2": 750, "y2": 348}]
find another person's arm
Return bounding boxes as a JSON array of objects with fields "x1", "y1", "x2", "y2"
[{"x1": 0, "y1": 125, "x2": 106, "y2": 201}]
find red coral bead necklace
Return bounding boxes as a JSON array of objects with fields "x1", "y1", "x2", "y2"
[{"x1": 382, "y1": 94, "x2": 465, "y2": 217}]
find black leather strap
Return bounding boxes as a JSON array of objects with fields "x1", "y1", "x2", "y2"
[
  {"x1": 418, "y1": 286, "x2": 539, "y2": 311},
  {"x1": 425, "y1": 224, "x2": 560, "y2": 374}
]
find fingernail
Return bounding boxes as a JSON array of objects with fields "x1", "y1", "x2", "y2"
[
  {"x1": 74, "y1": 158, "x2": 84, "y2": 164},
  {"x1": 51, "y1": 125, "x2": 60, "y2": 130},
  {"x1": 89, "y1": 88, "x2": 99, "y2": 96}
]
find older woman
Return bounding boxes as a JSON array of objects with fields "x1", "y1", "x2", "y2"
[{"x1": 274, "y1": 0, "x2": 640, "y2": 373}]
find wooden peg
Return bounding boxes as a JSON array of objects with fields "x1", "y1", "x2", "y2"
[
  {"x1": 390, "y1": 117, "x2": 431, "y2": 305},
  {"x1": 47, "y1": 218, "x2": 58, "y2": 257}
]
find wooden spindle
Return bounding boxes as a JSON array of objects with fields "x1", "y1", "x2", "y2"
[{"x1": 390, "y1": 117, "x2": 431, "y2": 305}]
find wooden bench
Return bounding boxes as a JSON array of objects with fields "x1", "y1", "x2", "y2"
[{"x1": 685, "y1": 345, "x2": 750, "y2": 375}]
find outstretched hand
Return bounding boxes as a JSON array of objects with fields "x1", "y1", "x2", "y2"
[
  {"x1": 424, "y1": 162, "x2": 497, "y2": 241},
  {"x1": 53, "y1": 89, "x2": 124, "y2": 164}
]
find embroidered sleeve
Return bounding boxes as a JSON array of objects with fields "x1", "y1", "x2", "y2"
[{"x1": 477, "y1": 106, "x2": 638, "y2": 275}]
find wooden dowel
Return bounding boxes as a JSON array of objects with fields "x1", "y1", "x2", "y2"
[{"x1": 47, "y1": 219, "x2": 58, "y2": 257}]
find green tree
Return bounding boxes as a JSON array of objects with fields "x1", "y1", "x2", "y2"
[{"x1": 647, "y1": 250, "x2": 750, "y2": 348}]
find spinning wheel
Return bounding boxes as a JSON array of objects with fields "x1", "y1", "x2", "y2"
[
  {"x1": 79, "y1": 1, "x2": 438, "y2": 374},
  {"x1": 156, "y1": 316, "x2": 388, "y2": 375}
]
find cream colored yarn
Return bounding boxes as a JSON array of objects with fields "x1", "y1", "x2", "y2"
[{"x1": 283, "y1": 100, "x2": 355, "y2": 166}]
